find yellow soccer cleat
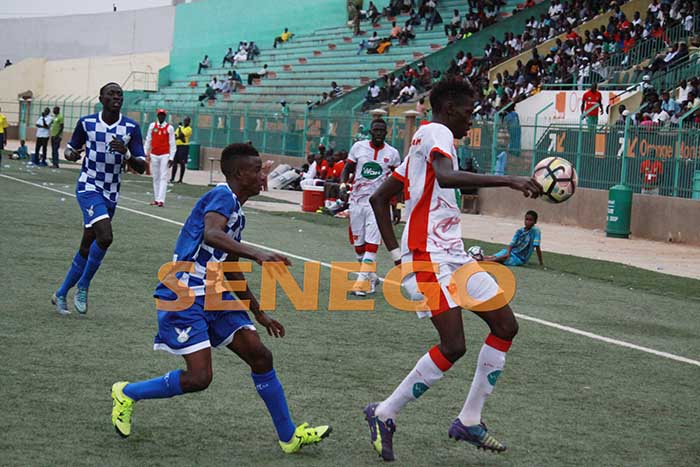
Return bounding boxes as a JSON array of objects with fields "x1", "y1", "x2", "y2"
[
  {"x1": 279, "y1": 422, "x2": 332, "y2": 454},
  {"x1": 111, "y1": 382, "x2": 135, "y2": 438}
]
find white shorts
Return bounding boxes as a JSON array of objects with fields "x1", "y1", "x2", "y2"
[
  {"x1": 401, "y1": 250, "x2": 503, "y2": 318},
  {"x1": 348, "y1": 203, "x2": 381, "y2": 246}
]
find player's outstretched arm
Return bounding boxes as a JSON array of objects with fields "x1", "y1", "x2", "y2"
[
  {"x1": 431, "y1": 152, "x2": 542, "y2": 198},
  {"x1": 204, "y1": 212, "x2": 292, "y2": 266},
  {"x1": 370, "y1": 176, "x2": 404, "y2": 265}
]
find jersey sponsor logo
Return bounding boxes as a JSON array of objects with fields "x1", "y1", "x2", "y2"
[
  {"x1": 175, "y1": 326, "x2": 192, "y2": 343},
  {"x1": 361, "y1": 161, "x2": 383, "y2": 180}
]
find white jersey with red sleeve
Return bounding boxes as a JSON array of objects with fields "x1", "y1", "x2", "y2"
[
  {"x1": 348, "y1": 140, "x2": 401, "y2": 206},
  {"x1": 391, "y1": 122, "x2": 465, "y2": 255}
]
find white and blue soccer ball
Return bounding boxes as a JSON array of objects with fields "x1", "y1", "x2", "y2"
[{"x1": 467, "y1": 245, "x2": 484, "y2": 261}]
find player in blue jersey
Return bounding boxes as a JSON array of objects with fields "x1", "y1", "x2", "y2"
[
  {"x1": 486, "y1": 210, "x2": 543, "y2": 266},
  {"x1": 110, "y1": 143, "x2": 331, "y2": 454},
  {"x1": 52, "y1": 82, "x2": 146, "y2": 315}
]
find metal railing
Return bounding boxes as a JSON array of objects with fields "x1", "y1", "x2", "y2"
[{"x1": 122, "y1": 71, "x2": 159, "y2": 92}]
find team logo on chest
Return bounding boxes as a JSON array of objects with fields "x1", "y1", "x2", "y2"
[{"x1": 361, "y1": 161, "x2": 383, "y2": 180}]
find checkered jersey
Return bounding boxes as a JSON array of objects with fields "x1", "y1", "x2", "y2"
[
  {"x1": 154, "y1": 184, "x2": 246, "y2": 300},
  {"x1": 68, "y1": 112, "x2": 145, "y2": 203}
]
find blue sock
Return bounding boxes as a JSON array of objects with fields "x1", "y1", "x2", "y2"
[
  {"x1": 252, "y1": 369, "x2": 296, "y2": 442},
  {"x1": 56, "y1": 252, "x2": 87, "y2": 297},
  {"x1": 123, "y1": 369, "x2": 183, "y2": 401},
  {"x1": 77, "y1": 242, "x2": 107, "y2": 289}
]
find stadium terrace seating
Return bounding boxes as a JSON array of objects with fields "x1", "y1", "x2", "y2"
[{"x1": 136, "y1": 0, "x2": 536, "y2": 113}]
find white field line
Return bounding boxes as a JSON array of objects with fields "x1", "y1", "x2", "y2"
[{"x1": 2, "y1": 173, "x2": 699, "y2": 368}]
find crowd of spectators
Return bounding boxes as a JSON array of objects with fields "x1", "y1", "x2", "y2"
[{"x1": 617, "y1": 74, "x2": 700, "y2": 127}]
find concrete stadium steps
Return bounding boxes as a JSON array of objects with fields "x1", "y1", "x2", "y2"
[{"x1": 141, "y1": 0, "x2": 530, "y2": 112}]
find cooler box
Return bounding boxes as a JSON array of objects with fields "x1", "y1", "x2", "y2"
[{"x1": 301, "y1": 185, "x2": 325, "y2": 212}]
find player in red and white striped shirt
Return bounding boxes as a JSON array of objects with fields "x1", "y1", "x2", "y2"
[{"x1": 364, "y1": 77, "x2": 542, "y2": 460}]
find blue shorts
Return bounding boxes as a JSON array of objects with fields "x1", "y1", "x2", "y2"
[
  {"x1": 153, "y1": 296, "x2": 256, "y2": 355},
  {"x1": 76, "y1": 191, "x2": 116, "y2": 228},
  {"x1": 495, "y1": 248, "x2": 526, "y2": 267}
]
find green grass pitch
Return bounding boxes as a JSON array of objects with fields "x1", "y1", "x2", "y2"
[{"x1": 1, "y1": 160, "x2": 698, "y2": 466}]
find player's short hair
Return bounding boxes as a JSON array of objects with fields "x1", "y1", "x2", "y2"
[
  {"x1": 429, "y1": 77, "x2": 475, "y2": 114},
  {"x1": 99, "y1": 82, "x2": 122, "y2": 96},
  {"x1": 526, "y1": 210, "x2": 538, "y2": 222},
  {"x1": 370, "y1": 118, "x2": 387, "y2": 129},
  {"x1": 220, "y1": 143, "x2": 260, "y2": 175}
]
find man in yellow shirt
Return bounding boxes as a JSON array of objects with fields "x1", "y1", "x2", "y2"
[
  {"x1": 0, "y1": 106, "x2": 8, "y2": 158},
  {"x1": 273, "y1": 27, "x2": 294, "y2": 48},
  {"x1": 170, "y1": 116, "x2": 192, "y2": 183}
]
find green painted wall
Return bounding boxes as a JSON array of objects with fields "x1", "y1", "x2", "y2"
[{"x1": 169, "y1": 0, "x2": 346, "y2": 81}]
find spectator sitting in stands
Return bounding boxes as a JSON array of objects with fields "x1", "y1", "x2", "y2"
[
  {"x1": 418, "y1": 62, "x2": 432, "y2": 91},
  {"x1": 222, "y1": 48, "x2": 234, "y2": 67},
  {"x1": 198, "y1": 84, "x2": 216, "y2": 106},
  {"x1": 228, "y1": 69, "x2": 243, "y2": 84},
  {"x1": 367, "y1": 1, "x2": 380, "y2": 24},
  {"x1": 364, "y1": 80, "x2": 382, "y2": 109},
  {"x1": 661, "y1": 91, "x2": 681, "y2": 117},
  {"x1": 424, "y1": 3, "x2": 442, "y2": 31},
  {"x1": 330, "y1": 81, "x2": 344, "y2": 98},
  {"x1": 197, "y1": 55, "x2": 210, "y2": 74},
  {"x1": 234, "y1": 47, "x2": 248, "y2": 66},
  {"x1": 390, "y1": 21, "x2": 402, "y2": 39},
  {"x1": 367, "y1": 31, "x2": 380, "y2": 50},
  {"x1": 273, "y1": 27, "x2": 294, "y2": 48},
  {"x1": 392, "y1": 80, "x2": 416, "y2": 105},
  {"x1": 209, "y1": 76, "x2": 221, "y2": 92},
  {"x1": 247, "y1": 64, "x2": 268, "y2": 85},
  {"x1": 398, "y1": 22, "x2": 416, "y2": 45},
  {"x1": 368, "y1": 36, "x2": 392, "y2": 54},
  {"x1": 445, "y1": 9, "x2": 461, "y2": 37},
  {"x1": 247, "y1": 42, "x2": 260, "y2": 61}
]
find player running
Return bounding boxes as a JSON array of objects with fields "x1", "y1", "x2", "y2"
[
  {"x1": 365, "y1": 77, "x2": 542, "y2": 461},
  {"x1": 111, "y1": 143, "x2": 331, "y2": 453},
  {"x1": 340, "y1": 118, "x2": 401, "y2": 296},
  {"x1": 52, "y1": 82, "x2": 146, "y2": 315}
]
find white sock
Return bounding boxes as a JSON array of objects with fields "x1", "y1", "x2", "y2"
[
  {"x1": 458, "y1": 335, "x2": 511, "y2": 426},
  {"x1": 376, "y1": 347, "x2": 452, "y2": 421}
]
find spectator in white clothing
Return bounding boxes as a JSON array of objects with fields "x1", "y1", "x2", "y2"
[
  {"x1": 144, "y1": 109, "x2": 176, "y2": 207},
  {"x1": 33, "y1": 107, "x2": 53, "y2": 166}
]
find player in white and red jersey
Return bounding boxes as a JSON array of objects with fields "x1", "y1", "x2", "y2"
[
  {"x1": 340, "y1": 118, "x2": 401, "y2": 296},
  {"x1": 363, "y1": 77, "x2": 542, "y2": 461}
]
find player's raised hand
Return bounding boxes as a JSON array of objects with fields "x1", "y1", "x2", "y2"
[
  {"x1": 508, "y1": 176, "x2": 542, "y2": 198},
  {"x1": 255, "y1": 251, "x2": 292, "y2": 266},
  {"x1": 256, "y1": 312, "x2": 286, "y2": 338}
]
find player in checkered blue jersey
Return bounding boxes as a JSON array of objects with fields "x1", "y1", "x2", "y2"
[{"x1": 52, "y1": 82, "x2": 146, "y2": 316}]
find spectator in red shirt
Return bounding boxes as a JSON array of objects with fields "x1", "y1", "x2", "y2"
[
  {"x1": 581, "y1": 83, "x2": 604, "y2": 128},
  {"x1": 640, "y1": 149, "x2": 663, "y2": 195}
]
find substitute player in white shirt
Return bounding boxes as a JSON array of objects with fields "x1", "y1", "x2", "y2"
[
  {"x1": 144, "y1": 109, "x2": 176, "y2": 207},
  {"x1": 340, "y1": 118, "x2": 401, "y2": 296},
  {"x1": 365, "y1": 77, "x2": 542, "y2": 461}
]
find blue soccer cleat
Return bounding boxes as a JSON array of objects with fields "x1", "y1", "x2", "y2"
[
  {"x1": 74, "y1": 287, "x2": 89, "y2": 315},
  {"x1": 51, "y1": 293, "x2": 70, "y2": 315},
  {"x1": 448, "y1": 419, "x2": 507, "y2": 453},
  {"x1": 364, "y1": 402, "x2": 397, "y2": 461}
]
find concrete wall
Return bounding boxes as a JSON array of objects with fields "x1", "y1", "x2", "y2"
[
  {"x1": 478, "y1": 187, "x2": 700, "y2": 244},
  {"x1": 0, "y1": 6, "x2": 175, "y2": 63}
]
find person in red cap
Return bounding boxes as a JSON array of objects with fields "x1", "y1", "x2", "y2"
[{"x1": 145, "y1": 109, "x2": 176, "y2": 207}]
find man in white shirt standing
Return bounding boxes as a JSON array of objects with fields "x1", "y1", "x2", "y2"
[
  {"x1": 144, "y1": 109, "x2": 176, "y2": 207},
  {"x1": 34, "y1": 107, "x2": 53, "y2": 166}
]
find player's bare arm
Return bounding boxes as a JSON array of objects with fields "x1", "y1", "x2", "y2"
[
  {"x1": 369, "y1": 176, "x2": 404, "y2": 264},
  {"x1": 340, "y1": 159, "x2": 356, "y2": 186},
  {"x1": 225, "y1": 258, "x2": 285, "y2": 338},
  {"x1": 431, "y1": 152, "x2": 542, "y2": 198},
  {"x1": 203, "y1": 211, "x2": 292, "y2": 265}
]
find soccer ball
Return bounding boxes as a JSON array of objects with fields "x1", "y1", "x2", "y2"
[
  {"x1": 467, "y1": 245, "x2": 484, "y2": 261},
  {"x1": 11, "y1": 153, "x2": 19, "y2": 160},
  {"x1": 532, "y1": 156, "x2": 578, "y2": 203}
]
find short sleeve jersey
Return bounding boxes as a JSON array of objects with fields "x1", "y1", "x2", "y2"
[
  {"x1": 509, "y1": 226, "x2": 541, "y2": 262},
  {"x1": 69, "y1": 112, "x2": 145, "y2": 203},
  {"x1": 347, "y1": 140, "x2": 401, "y2": 205},
  {"x1": 391, "y1": 122, "x2": 464, "y2": 254},
  {"x1": 154, "y1": 184, "x2": 246, "y2": 301}
]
